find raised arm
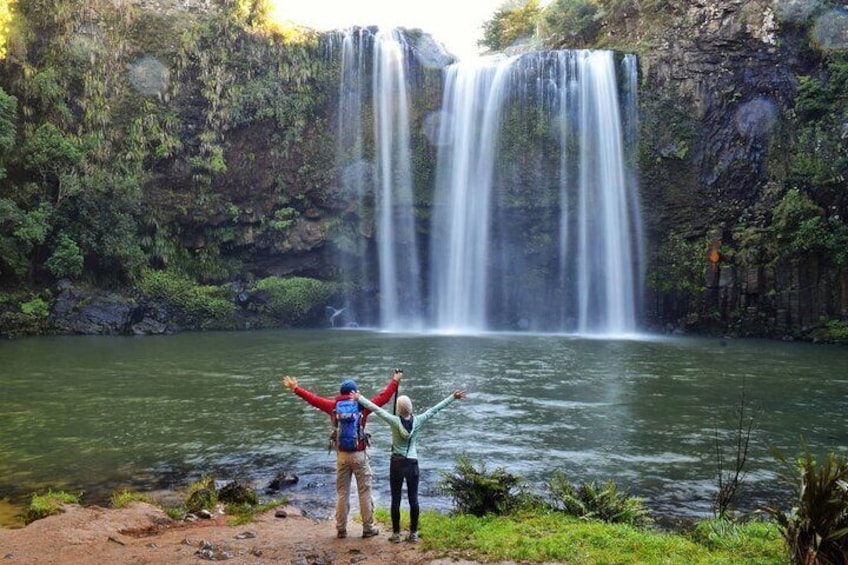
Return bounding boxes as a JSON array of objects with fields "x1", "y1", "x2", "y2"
[
  {"x1": 367, "y1": 370, "x2": 402, "y2": 408},
  {"x1": 415, "y1": 390, "x2": 465, "y2": 426},
  {"x1": 355, "y1": 393, "x2": 410, "y2": 438},
  {"x1": 282, "y1": 375, "x2": 335, "y2": 414}
]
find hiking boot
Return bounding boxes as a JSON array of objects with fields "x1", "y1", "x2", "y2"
[
  {"x1": 337, "y1": 529, "x2": 347, "y2": 539},
  {"x1": 362, "y1": 527, "x2": 380, "y2": 538},
  {"x1": 406, "y1": 532, "x2": 420, "y2": 543},
  {"x1": 388, "y1": 532, "x2": 402, "y2": 543}
]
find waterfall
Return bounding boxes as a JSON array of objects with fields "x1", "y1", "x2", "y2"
[
  {"x1": 372, "y1": 30, "x2": 423, "y2": 330},
  {"x1": 330, "y1": 33, "x2": 641, "y2": 335},
  {"x1": 332, "y1": 28, "x2": 423, "y2": 330},
  {"x1": 430, "y1": 57, "x2": 516, "y2": 332},
  {"x1": 430, "y1": 50, "x2": 643, "y2": 335}
]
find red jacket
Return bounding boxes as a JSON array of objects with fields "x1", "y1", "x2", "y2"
[{"x1": 294, "y1": 378, "x2": 399, "y2": 451}]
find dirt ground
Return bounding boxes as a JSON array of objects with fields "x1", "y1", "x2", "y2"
[{"x1": 0, "y1": 502, "x2": 495, "y2": 565}]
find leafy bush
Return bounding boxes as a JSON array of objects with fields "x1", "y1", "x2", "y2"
[
  {"x1": 480, "y1": 0, "x2": 541, "y2": 52},
  {"x1": 439, "y1": 455, "x2": 524, "y2": 516},
  {"x1": 26, "y1": 490, "x2": 81, "y2": 523},
  {"x1": 547, "y1": 471, "x2": 653, "y2": 527},
  {"x1": 539, "y1": 0, "x2": 601, "y2": 48},
  {"x1": 809, "y1": 318, "x2": 848, "y2": 343},
  {"x1": 19, "y1": 297, "x2": 50, "y2": 318},
  {"x1": 252, "y1": 276, "x2": 333, "y2": 325},
  {"x1": 184, "y1": 475, "x2": 218, "y2": 514},
  {"x1": 46, "y1": 233, "x2": 84, "y2": 279},
  {"x1": 135, "y1": 269, "x2": 235, "y2": 322},
  {"x1": 771, "y1": 189, "x2": 848, "y2": 264},
  {"x1": 764, "y1": 446, "x2": 848, "y2": 565}
]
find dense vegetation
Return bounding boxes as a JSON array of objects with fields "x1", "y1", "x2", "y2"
[{"x1": 0, "y1": 0, "x2": 337, "y2": 334}]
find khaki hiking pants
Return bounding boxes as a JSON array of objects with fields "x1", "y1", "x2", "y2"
[{"x1": 335, "y1": 449, "x2": 374, "y2": 533}]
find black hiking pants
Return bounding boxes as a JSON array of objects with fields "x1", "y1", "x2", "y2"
[{"x1": 389, "y1": 454, "x2": 420, "y2": 534}]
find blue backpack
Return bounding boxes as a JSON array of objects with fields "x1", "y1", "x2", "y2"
[{"x1": 334, "y1": 398, "x2": 363, "y2": 452}]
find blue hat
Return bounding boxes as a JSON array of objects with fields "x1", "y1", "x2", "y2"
[{"x1": 340, "y1": 379, "x2": 358, "y2": 394}]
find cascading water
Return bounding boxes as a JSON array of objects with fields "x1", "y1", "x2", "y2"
[
  {"x1": 430, "y1": 57, "x2": 516, "y2": 332},
  {"x1": 430, "y1": 50, "x2": 643, "y2": 335},
  {"x1": 372, "y1": 30, "x2": 423, "y2": 331},
  {"x1": 332, "y1": 28, "x2": 423, "y2": 330},
  {"x1": 331, "y1": 32, "x2": 641, "y2": 335}
]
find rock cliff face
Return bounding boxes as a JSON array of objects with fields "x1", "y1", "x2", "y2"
[{"x1": 604, "y1": 0, "x2": 847, "y2": 338}]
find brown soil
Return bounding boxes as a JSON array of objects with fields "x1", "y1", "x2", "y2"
[{"x1": 0, "y1": 502, "x2": 486, "y2": 565}]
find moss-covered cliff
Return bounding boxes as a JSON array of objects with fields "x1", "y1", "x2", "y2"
[
  {"x1": 529, "y1": 0, "x2": 847, "y2": 340},
  {"x1": 0, "y1": 0, "x2": 846, "y2": 341}
]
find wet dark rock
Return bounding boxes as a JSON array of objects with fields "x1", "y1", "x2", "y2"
[
  {"x1": 267, "y1": 471, "x2": 299, "y2": 492},
  {"x1": 49, "y1": 284, "x2": 137, "y2": 335},
  {"x1": 217, "y1": 480, "x2": 258, "y2": 505}
]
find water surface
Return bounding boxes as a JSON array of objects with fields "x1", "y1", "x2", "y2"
[{"x1": 1, "y1": 330, "x2": 846, "y2": 525}]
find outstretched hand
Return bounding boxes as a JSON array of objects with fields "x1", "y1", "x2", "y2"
[
  {"x1": 283, "y1": 376, "x2": 298, "y2": 391},
  {"x1": 453, "y1": 390, "x2": 467, "y2": 400},
  {"x1": 392, "y1": 368, "x2": 404, "y2": 382}
]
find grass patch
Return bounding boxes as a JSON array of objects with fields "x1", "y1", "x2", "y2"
[
  {"x1": 226, "y1": 498, "x2": 285, "y2": 526},
  {"x1": 110, "y1": 489, "x2": 152, "y2": 508},
  {"x1": 375, "y1": 508, "x2": 784, "y2": 564},
  {"x1": 26, "y1": 490, "x2": 82, "y2": 523}
]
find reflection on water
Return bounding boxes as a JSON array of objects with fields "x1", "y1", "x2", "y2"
[{"x1": 1, "y1": 330, "x2": 846, "y2": 525}]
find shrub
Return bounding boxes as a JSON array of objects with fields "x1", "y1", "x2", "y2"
[
  {"x1": 184, "y1": 475, "x2": 218, "y2": 514},
  {"x1": 46, "y1": 233, "x2": 84, "y2": 279},
  {"x1": 252, "y1": 276, "x2": 333, "y2": 325},
  {"x1": 764, "y1": 446, "x2": 848, "y2": 564},
  {"x1": 438, "y1": 455, "x2": 524, "y2": 516},
  {"x1": 26, "y1": 490, "x2": 81, "y2": 523},
  {"x1": 135, "y1": 269, "x2": 235, "y2": 322},
  {"x1": 19, "y1": 297, "x2": 49, "y2": 318},
  {"x1": 547, "y1": 471, "x2": 653, "y2": 527}
]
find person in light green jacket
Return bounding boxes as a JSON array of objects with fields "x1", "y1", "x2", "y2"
[{"x1": 353, "y1": 388, "x2": 466, "y2": 543}]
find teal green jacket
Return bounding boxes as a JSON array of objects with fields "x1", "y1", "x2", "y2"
[{"x1": 357, "y1": 393, "x2": 457, "y2": 460}]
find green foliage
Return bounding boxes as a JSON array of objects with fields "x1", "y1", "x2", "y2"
[
  {"x1": 439, "y1": 455, "x2": 524, "y2": 516},
  {"x1": 45, "y1": 233, "x2": 83, "y2": 279},
  {"x1": 809, "y1": 318, "x2": 848, "y2": 344},
  {"x1": 547, "y1": 471, "x2": 653, "y2": 527},
  {"x1": 19, "y1": 296, "x2": 49, "y2": 317},
  {"x1": 0, "y1": 87, "x2": 16, "y2": 179},
  {"x1": 21, "y1": 123, "x2": 82, "y2": 181},
  {"x1": 764, "y1": 446, "x2": 848, "y2": 565},
  {"x1": 252, "y1": 276, "x2": 333, "y2": 325},
  {"x1": 135, "y1": 269, "x2": 235, "y2": 322},
  {"x1": 26, "y1": 490, "x2": 81, "y2": 524},
  {"x1": 539, "y1": 0, "x2": 602, "y2": 48},
  {"x1": 647, "y1": 230, "x2": 708, "y2": 296},
  {"x1": 770, "y1": 188, "x2": 848, "y2": 264},
  {"x1": 267, "y1": 207, "x2": 298, "y2": 233},
  {"x1": 184, "y1": 475, "x2": 218, "y2": 514},
  {"x1": 480, "y1": 0, "x2": 541, "y2": 52},
  {"x1": 110, "y1": 489, "x2": 152, "y2": 508},
  {"x1": 409, "y1": 508, "x2": 782, "y2": 563}
]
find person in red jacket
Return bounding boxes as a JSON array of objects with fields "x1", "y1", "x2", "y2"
[{"x1": 283, "y1": 370, "x2": 402, "y2": 539}]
